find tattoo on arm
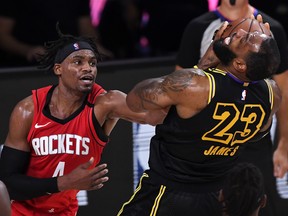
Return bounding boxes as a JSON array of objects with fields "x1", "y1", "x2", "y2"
[
  {"x1": 134, "y1": 70, "x2": 197, "y2": 109},
  {"x1": 162, "y1": 70, "x2": 194, "y2": 92}
]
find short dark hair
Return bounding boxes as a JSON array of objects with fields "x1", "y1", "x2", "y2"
[
  {"x1": 246, "y1": 37, "x2": 280, "y2": 80},
  {"x1": 221, "y1": 163, "x2": 265, "y2": 216},
  {"x1": 37, "y1": 24, "x2": 102, "y2": 72}
]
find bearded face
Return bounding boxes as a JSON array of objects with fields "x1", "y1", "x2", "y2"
[{"x1": 213, "y1": 39, "x2": 236, "y2": 66}]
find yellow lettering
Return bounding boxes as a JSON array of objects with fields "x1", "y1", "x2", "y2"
[
  {"x1": 203, "y1": 145, "x2": 240, "y2": 156},
  {"x1": 204, "y1": 146, "x2": 214, "y2": 155},
  {"x1": 230, "y1": 146, "x2": 239, "y2": 156}
]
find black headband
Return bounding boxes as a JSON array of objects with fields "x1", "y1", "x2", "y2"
[{"x1": 54, "y1": 41, "x2": 94, "y2": 63}]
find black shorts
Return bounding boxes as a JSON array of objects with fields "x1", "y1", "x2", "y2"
[{"x1": 117, "y1": 172, "x2": 222, "y2": 216}]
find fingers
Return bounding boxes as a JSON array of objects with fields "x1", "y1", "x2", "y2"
[
  {"x1": 264, "y1": 22, "x2": 271, "y2": 32},
  {"x1": 274, "y1": 163, "x2": 285, "y2": 178},
  {"x1": 273, "y1": 155, "x2": 288, "y2": 178},
  {"x1": 89, "y1": 165, "x2": 109, "y2": 191},
  {"x1": 216, "y1": 21, "x2": 229, "y2": 40},
  {"x1": 89, "y1": 175, "x2": 109, "y2": 191},
  {"x1": 250, "y1": 14, "x2": 255, "y2": 20},
  {"x1": 256, "y1": 14, "x2": 263, "y2": 23},
  {"x1": 81, "y1": 157, "x2": 95, "y2": 169}
]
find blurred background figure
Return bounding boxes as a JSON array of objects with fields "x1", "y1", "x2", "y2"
[
  {"x1": 250, "y1": 0, "x2": 288, "y2": 36},
  {"x1": 94, "y1": 0, "x2": 142, "y2": 59},
  {"x1": 91, "y1": 0, "x2": 209, "y2": 59},
  {"x1": 0, "y1": 0, "x2": 287, "y2": 68},
  {"x1": 140, "y1": 0, "x2": 209, "y2": 57},
  {"x1": 219, "y1": 163, "x2": 267, "y2": 216},
  {"x1": 0, "y1": 0, "x2": 111, "y2": 67}
]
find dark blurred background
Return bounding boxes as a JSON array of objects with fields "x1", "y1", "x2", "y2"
[{"x1": 0, "y1": 0, "x2": 286, "y2": 67}]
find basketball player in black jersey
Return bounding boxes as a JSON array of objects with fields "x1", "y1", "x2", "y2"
[
  {"x1": 176, "y1": 1, "x2": 288, "y2": 215},
  {"x1": 117, "y1": 20, "x2": 281, "y2": 216}
]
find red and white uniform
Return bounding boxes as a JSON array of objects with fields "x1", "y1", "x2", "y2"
[{"x1": 12, "y1": 84, "x2": 108, "y2": 216}]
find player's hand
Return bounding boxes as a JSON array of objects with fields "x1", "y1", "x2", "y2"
[
  {"x1": 273, "y1": 141, "x2": 288, "y2": 178},
  {"x1": 197, "y1": 21, "x2": 229, "y2": 70},
  {"x1": 250, "y1": 14, "x2": 271, "y2": 33},
  {"x1": 57, "y1": 157, "x2": 109, "y2": 191}
]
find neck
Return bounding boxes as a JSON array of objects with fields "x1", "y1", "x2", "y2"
[
  {"x1": 217, "y1": 1, "x2": 254, "y2": 21},
  {"x1": 49, "y1": 86, "x2": 86, "y2": 119},
  {"x1": 217, "y1": 65, "x2": 250, "y2": 82}
]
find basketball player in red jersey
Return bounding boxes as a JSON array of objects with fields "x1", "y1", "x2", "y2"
[
  {"x1": 0, "y1": 28, "x2": 167, "y2": 215},
  {"x1": 117, "y1": 19, "x2": 282, "y2": 216}
]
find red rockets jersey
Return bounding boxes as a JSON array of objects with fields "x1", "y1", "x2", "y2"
[{"x1": 12, "y1": 84, "x2": 108, "y2": 216}]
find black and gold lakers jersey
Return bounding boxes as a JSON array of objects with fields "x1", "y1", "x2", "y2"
[{"x1": 148, "y1": 68, "x2": 273, "y2": 187}]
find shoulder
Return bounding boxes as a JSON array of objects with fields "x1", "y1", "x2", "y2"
[
  {"x1": 0, "y1": 181, "x2": 6, "y2": 190},
  {"x1": 12, "y1": 95, "x2": 34, "y2": 119},
  {"x1": 264, "y1": 78, "x2": 281, "y2": 110},
  {"x1": 169, "y1": 68, "x2": 207, "y2": 80},
  {"x1": 95, "y1": 90, "x2": 126, "y2": 110},
  {"x1": 164, "y1": 68, "x2": 208, "y2": 89},
  {"x1": 15, "y1": 95, "x2": 34, "y2": 111},
  {"x1": 265, "y1": 78, "x2": 279, "y2": 91}
]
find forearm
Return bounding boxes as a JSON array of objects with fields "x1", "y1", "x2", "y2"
[
  {"x1": 0, "y1": 35, "x2": 32, "y2": 57},
  {"x1": 275, "y1": 96, "x2": 288, "y2": 149},
  {"x1": 0, "y1": 146, "x2": 59, "y2": 200},
  {"x1": 127, "y1": 78, "x2": 166, "y2": 112},
  {"x1": 274, "y1": 72, "x2": 288, "y2": 149}
]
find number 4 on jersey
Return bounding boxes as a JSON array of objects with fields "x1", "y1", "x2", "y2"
[{"x1": 53, "y1": 161, "x2": 65, "y2": 177}]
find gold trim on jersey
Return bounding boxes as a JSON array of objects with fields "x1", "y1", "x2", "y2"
[
  {"x1": 193, "y1": 65, "x2": 217, "y2": 104},
  {"x1": 208, "y1": 68, "x2": 251, "y2": 86},
  {"x1": 207, "y1": 67, "x2": 227, "y2": 75},
  {"x1": 264, "y1": 79, "x2": 274, "y2": 110},
  {"x1": 204, "y1": 72, "x2": 216, "y2": 104}
]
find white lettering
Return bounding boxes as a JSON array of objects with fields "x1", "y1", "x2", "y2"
[
  {"x1": 74, "y1": 134, "x2": 82, "y2": 155},
  {"x1": 31, "y1": 139, "x2": 41, "y2": 155},
  {"x1": 82, "y1": 138, "x2": 89, "y2": 155},
  {"x1": 66, "y1": 134, "x2": 74, "y2": 154},
  {"x1": 40, "y1": 136, "x2": 49, "y2": 155},
  {"x1": 31, "y1": 134, "x2": 91, "y2": 156},
  {"x1": 58, "y1": 134, "x2": 66, "y2": 153},
  {"x1": 49, "y1": 135, "x2": 57, "y2": 154}
]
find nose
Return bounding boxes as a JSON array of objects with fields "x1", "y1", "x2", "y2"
[
  {"x1": 236, "y1": 29, "x2": 248, "y2": 37},
  {"x1": 83, "y1": 61, "x2": 92, "y2": 72}
]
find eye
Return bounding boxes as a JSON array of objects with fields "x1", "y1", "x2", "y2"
[
  {"x1": 89, "y1": 61, "x2": 96, "y2": 67},
  {"x1": 74, "y1": 60, "x2": 81, "y2": 65}
]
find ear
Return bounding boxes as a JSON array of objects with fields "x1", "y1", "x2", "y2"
[
  {"x1": 54, "y1": 63, "x2": 62, "y2": 76},
  {"x1": 218, "y1": 189, "x2": 224, "y2": 202},
  {"x1": 260, "y1": 194, "x2": 267, "y2": 208},
  {"x1": 233, "y1": 58, "x2": 247, "y2": 73}
]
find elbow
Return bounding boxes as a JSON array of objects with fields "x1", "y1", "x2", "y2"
[{"x1": 126, "y1": 92, "x2": 143, "y2": 112}]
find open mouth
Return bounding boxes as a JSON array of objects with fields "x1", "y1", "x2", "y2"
[{"x1": 80, "y1": 75, "x2": 94, "y2": 83}]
